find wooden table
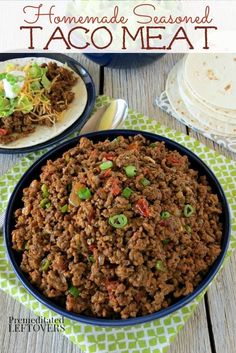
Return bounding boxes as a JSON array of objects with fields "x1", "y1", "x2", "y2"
[{"x1": 0, "y1": 54, "x2": 235, "y2": 353}]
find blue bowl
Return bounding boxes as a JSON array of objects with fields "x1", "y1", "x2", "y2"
[
  {"x1": 84, "y1": 53, "x2": 164, "y2": 68},
  {"x1": 4, "y1": 130, "x2": 231, "y2": 327},
  {"x1": 0, "y1": 53, "x2": 96, "y2": 154}
]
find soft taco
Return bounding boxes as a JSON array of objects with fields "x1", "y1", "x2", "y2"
[
  {"x1": 166, "y1": 60, "x2": 236, "y2": 137},
  {"x1": 179, "y1": 58, "x2": 236, "y2": 121},
  {"x1": 184, "y1": 53, "x2": 236, "y2": 111},
  {"x1": 176, "y1": 61, "x2": 236, "y2": 135},
  {"x1": 0, "y1": 57, "x2": 87, "y2": 148}
]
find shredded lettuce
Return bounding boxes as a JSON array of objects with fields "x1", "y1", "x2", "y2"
[
  {"x1": 0, "y1": 62, "x2": 52, "y2": 117},
  {"x1": 30, "y1": 81, "x2": 41, "y2": 91},
  {"x1": 28, "y1": 63, "x2": 47, "y2": 79},
  {"x1": 0, "y1": 96, "x2": 14, "y2": 117},
  {"x1": 41, "y1": 74, "x2": 51, "y2": 90},
  {"x1": 0, "y1": 73, "x2": 6, "y2": 80},
  {"x1": 12, "y1": 85, "x2": 22, "y2": 95},
  {"x1": 16, "y1": 96, "x2": 33, "y2": 114}
]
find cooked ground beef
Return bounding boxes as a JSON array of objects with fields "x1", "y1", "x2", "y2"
[
  {"x1": 12, "y1": 135, "x2": 223, "y2": 319},
  {"x1": 0, "y1": 62, "x2": 78, "y2": 144}
]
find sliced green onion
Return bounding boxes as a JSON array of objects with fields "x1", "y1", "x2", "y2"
[
  {"x1": 185, "y1": 225, "x2": 192, "y2": 233},
  {"x1": 41, "y1": 258, "x2": 50, "y2": 272},
  {"x1": 77, "y1": 187, "x2": 91, "y2": 200},
  {"x1": 41, "y1": 74, "x2": 51, "y2": 90},
  {"x1": 100, "y1": 161, "x2": 113, "y2": 170},
  {"x1": 121, "y1": 187, "x2": 133, "y2": 199},
  {"x1": 60, "y1": 204, "x2": 68, "y2": 213},
  {"x1": 140, "y1": 177, "x2": 150, "y2": 186},
  {"x1": 162, "y1": 239, "x2": 170, "y2": 245},
  {"x1": 109, "y1": 214, "x2": 128, "y2": 228},
  {"x1": 160, "y1": 211, "x2": 170, "y2": 219},
  {"x1": 68, "y1": 286, "x2": 80, "y2": 298},
  {"x1": 41, "y1": 184, "x2": 49, "y2": 198},
  {"x1": 183, "y1": 204, "x2": 195, "y2": 217},
  {"x1": 124, "y1": 165, "x2": 137, "y2": 177},
  {"x1": 40, "y1": 198, "x2": 51, "y2": 209},
  {"x1": 88, "y1": 255, "x2": 95, "y2": 263},
  {"x1": 156, "y1": 260, "x2": 165, "y2": 271},
  {"x1": 150, "y1": 143, "x2": 157, "y2": 148}
]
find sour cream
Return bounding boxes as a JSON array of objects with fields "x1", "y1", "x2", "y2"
[{"x1": 3, "y1": 70, "x2": 25, "y2": 99}]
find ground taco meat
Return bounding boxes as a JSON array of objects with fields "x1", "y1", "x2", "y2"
[
  {"x1": 0, "y1": 62, "x2": 78, "y2": 144},
  {"x1": 12, "y1": 135, "x2": 223, "y2": 319}
]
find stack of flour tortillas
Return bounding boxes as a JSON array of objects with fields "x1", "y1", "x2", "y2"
[{"x1": 166, "y1": 54, "x2": 236, "y2": 139}]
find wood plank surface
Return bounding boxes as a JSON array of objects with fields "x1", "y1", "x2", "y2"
[
  {"x1": 189, "y1": 131, "x2": 236, "y2": 353},
  {"x1": 0, "y1": 53, "x2": 235, "y2": 353},
  {"x1": 104, "y1": 54, "x2": 186, "y2": 133}
]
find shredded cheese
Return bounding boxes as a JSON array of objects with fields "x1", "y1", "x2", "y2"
[{"x1": 18, "y1": 69, "x2": 62, "y2": 124}]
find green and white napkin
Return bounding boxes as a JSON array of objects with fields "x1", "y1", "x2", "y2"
[{"x1": 0, "y1": 96, "x2": 235, "y2": 353}]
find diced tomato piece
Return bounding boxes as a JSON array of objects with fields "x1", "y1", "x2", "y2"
[
  {"x1": 136, "y1": 198, "x2": 150, "y2": 217},
  {"x1": 159, "y1": 220, "x2": 166, "y2": 226},
  {"x1": 142, "y1": 167, "x2": 150, "y2": 175},
  {"x1": 166, "y1": 155, "x2": 182, "y2": 165},
  {"x1": 111, "y1": 178, "x2": 121, "y2": 196},
  {"x1": 90, "y1": 150, "x2": 98, "y2": 158},
  {"x1": 0, "y1": 128, "x2": 8, "y2": 136},
  {"x1": 88, "y1": 244, "x2": 96, "y2": 252},
  {"x1": 69, "y1": 182, "x2": 85, "y2": 207},
  {"x1": 135, "y1": 175, "x2": 143, "y2": 183},
  {"x1": 103, "y1": 152, "x2": 115, "y2": 161},
  {"x1": 112, "y1": 184, "x2": 121, "y2": 196},
  {"x1": 171, "y1": 158, "x2": 181, "y2": 164},
  {"x1": 100, "y1": 169, "x2": 112, "y2": 178},
  {"x1": 88, "y1": 208, "x2": 95, "y2": 223}
]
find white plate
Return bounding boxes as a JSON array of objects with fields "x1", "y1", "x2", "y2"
[{"x1": 0, "y1": 57, "x2": 88, "y2": 149}]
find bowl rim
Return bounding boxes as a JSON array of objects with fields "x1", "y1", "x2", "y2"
[
  {"x1": 0, "y1": 52, "x2": 96, "y2": 154},
  {"x1": 4, "y1": 129, "x2": 231, "y2": 327}
]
